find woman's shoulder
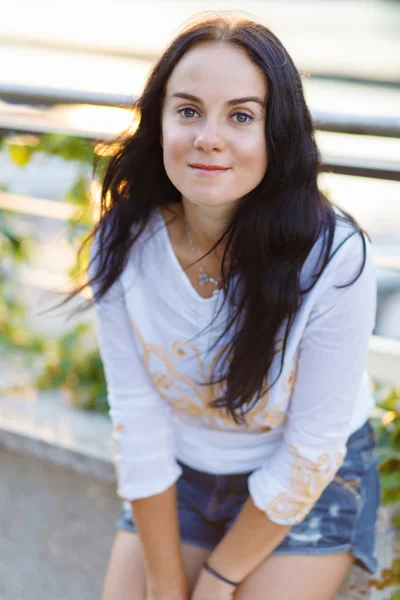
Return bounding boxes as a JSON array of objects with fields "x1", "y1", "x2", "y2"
[
  {"x1": 328, "y1": 205, "x2": 374, "y2": 273},
  {"x1": 89, "y1": 207, "x2": 165, "y2": 282},
  {"x1": 300, "y1": 205, "x2": 374, "y2": 290}
]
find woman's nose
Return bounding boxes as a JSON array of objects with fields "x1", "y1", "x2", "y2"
[{"x1": 193, "y1": 120, "x2": 224, "y2": 152}]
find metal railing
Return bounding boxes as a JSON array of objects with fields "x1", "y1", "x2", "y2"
[{"x1": 1, "y1": 85, "x2": 399, "y2": 182}]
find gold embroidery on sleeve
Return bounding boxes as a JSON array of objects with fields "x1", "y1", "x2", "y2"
[
  {"x1": 266, "y1": 445, "x2": 344, "y2": 523},
  {"x1": 113, "y1": 424, "x2": 126, "y2": 433}
]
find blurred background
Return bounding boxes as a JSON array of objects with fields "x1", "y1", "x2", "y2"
[
  {"x1": 0, "y1": 2, "x2": 400, "y2": 598},
  {"x1": 0, "y1": 0, "x2": 399, "y2": 348}
]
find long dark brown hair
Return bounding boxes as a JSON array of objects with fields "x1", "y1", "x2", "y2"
[{"x1": 55, "y1": 10, "x2": 369, "y2": 426}]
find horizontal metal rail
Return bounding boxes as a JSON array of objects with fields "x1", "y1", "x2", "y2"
[
  {"x1": 0, "y1": 113, "x2": 399, "y2": 182},
  {"x1": 0, "y1": 83, "x2": 131, "y2": 109},
  {"x1": 1, "y1": 83, "x2": 400, "y2": 138},
  {"x1": 319, "y1": 156, "x2": 400, "y2": 182},
  {"x1": 312, "y1": 111, "x2": 400, "y2": 139}
]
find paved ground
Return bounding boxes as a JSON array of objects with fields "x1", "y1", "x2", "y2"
[
  {"x1": 0, "y1": 447, "x2": 121, "y2": 600},
  {"x1": 2, "y1": 443, "x2": 400, "y2": 599}
]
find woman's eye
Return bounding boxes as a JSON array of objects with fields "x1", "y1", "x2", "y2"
[
  {"x1": 178, "y1": 107, "x2": 198, "y2": 119},
  {"x1": 177, "y1": 108, "x2": 254, "y2": 124},
  {"x1": 232, "y1": 112, "x2": 254, "y2": 124}
]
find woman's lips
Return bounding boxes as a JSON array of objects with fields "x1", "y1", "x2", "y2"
[{"x1": 189, "y1": 165, "x2": 230, "y2": 176}]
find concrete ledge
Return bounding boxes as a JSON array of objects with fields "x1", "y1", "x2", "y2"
[
  {"x1": 0, "y1": 386, "x2": 116, "y2": 483},
  {"x1": 0, "y1": 428, "x2": 116, "y2": 483}
]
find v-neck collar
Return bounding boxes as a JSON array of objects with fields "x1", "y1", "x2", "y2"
[{"x1": 155, "y1": 206, "x2": 222, "y2": 305}]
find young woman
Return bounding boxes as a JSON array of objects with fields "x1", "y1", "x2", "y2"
[{"x1": 73, "y1": 10, "x2": 380, "y2": 600}]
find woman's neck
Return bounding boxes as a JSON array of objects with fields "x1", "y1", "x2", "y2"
[{"x1": 180, "y1": 198, "x2": 237, "y2": 261}]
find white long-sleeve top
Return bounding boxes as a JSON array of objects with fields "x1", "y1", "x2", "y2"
[{"x1": 89, "y1": 205, "x2": 377, "y2": 526}]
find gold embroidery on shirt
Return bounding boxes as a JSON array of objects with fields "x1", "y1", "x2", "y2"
[
  {"x1": 265, "y1": 445, "x2": 344, "y2": 523},
  {"x1": 130, "y1": 321, "x2": 298, "y2": 432},
  {"x1": 113, "y1": 424, "x2": 126, "y2": 433}
]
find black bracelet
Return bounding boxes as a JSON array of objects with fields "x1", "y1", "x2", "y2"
[{"x1": 203, "y1": 561, "x2": 240, "y2": 587}]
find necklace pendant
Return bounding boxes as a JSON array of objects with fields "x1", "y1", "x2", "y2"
[{"x1": 199, "y1": 273, "x2": 210, "y2": 286}]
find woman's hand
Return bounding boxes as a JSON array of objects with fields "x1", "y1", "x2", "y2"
[{"x1": 190, "y1": 567, "x2": 236, "y2": 600}]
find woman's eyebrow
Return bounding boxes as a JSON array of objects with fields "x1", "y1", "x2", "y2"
[{"x1": 171, "y1": 92, "x2": 264, "y2": 107}]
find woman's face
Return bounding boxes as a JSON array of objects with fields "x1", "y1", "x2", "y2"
[{"x1": 160, "y1": 42, "x2": 268, "y2": 210}]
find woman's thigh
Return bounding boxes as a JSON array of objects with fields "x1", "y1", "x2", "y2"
[
  {"x1": 102, "y1": 530, "x2": 212, "y2": 600},
  {"x1": 235, "y1": 552, "x2": 355, "y2": 600},
  {"x1": 102, "y1": 530, "x2": 147, "y2": 600},
  {"x1": 180, "y1": 541, "x2": 213, "y2": 594}
]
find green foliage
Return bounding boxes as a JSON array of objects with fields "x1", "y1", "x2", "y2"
[
  {"x1": 0, "y1": 210, "x2": 31, "y2": 262},
  {"x1": 6, "y1": 133, "x2": 95, "y2": 167},
  {"x1": 367, "y1": 558, "x2": 400, "y2": 597},
  {"x1": 0, "y1": 132, "x2": 108, "y2": 411},
  {"x1": 64, "y1": 174, "x2": 94, "y2": 260},
  {"x1": 371, "y1": 384, "x2": 400, "y2": 505},
  {"x1": 35, "y1": 323, "x2": 108, "y2": 415},
  {"x1": 8, "y1": 143, "x2": 34, "y2": 167},
  {"x1": 3, "y1": 132, "x2": 110, "y2": 277},
  {"x1": 0, "y1": 210, "x2": 46, "y2": 353}
]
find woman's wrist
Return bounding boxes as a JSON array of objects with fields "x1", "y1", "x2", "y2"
[{"x1": 203, "y1": 561, "x2": 240, "y2": 587}]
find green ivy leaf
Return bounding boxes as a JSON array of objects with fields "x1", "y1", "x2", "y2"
[
  {"x1": 64, "y1": 175, "x2": 90, "y2": 206},
  {"x1": 7, "y1": 144, "x2": 34, "y2": 166},
  {"x1": 380, "y1": 472, "x2": 400, "y2": 491},
  {"x1": 392, "y1": 514, "x2": 400, "y2": 527}
]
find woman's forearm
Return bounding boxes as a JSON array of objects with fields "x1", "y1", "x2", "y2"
[
  {"x1": 131, "y1": 483, "x2": 188, "y2": 598},
  {"x1": 206, "y1": 495, "x2": 291, "y2": 584}
]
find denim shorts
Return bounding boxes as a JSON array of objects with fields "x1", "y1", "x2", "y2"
[{"x1": 116, "y1": 419, "x2": 381, "y2": 575}]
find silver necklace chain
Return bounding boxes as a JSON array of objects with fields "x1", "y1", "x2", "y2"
[{"x1": 183, "y1": 213, "x2": 220, "y2": 293}]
